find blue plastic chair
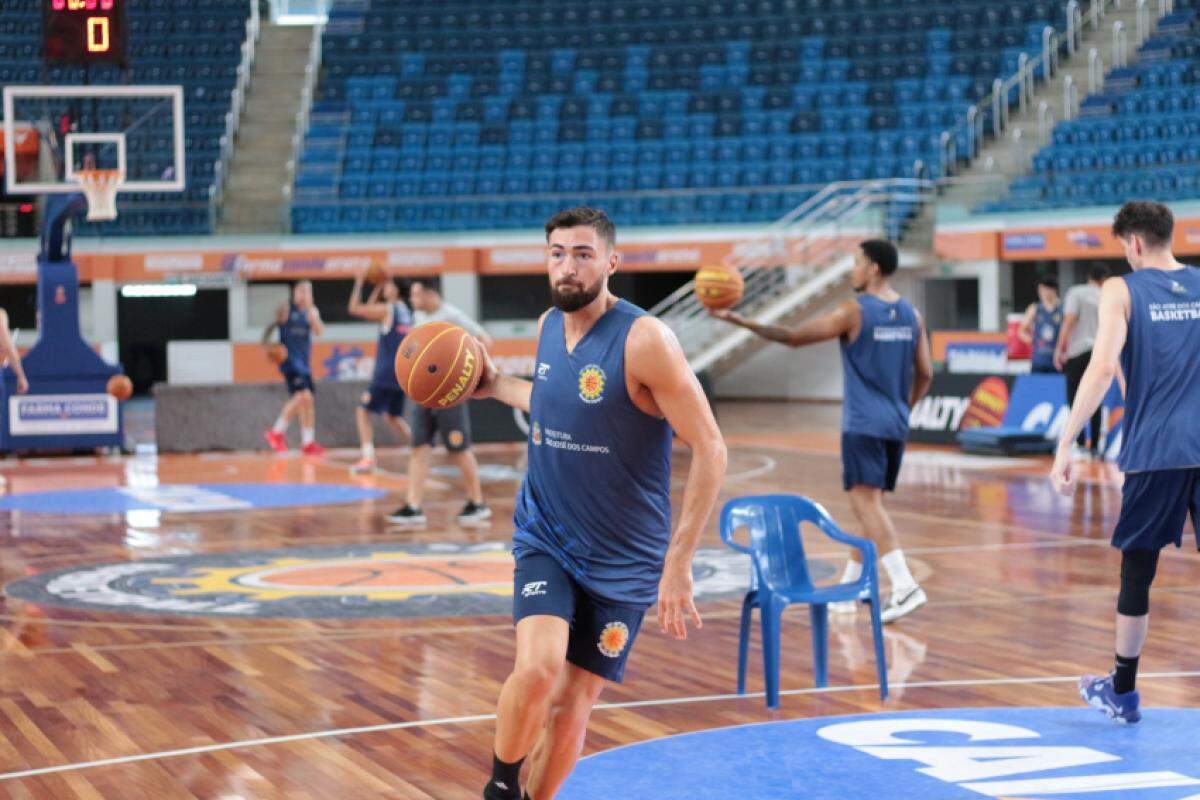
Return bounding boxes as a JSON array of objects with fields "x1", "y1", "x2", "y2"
[{"x1": 720, "y1": 494, "x2": 888, "y2": 709}]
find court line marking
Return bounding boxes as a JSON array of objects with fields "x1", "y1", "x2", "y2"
[{"x1": 1, "y1": 670, "x2": 1197, "y2": 782}]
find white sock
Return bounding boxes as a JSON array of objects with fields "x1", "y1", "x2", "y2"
[
  {"x1": 301, "y1": 427, "x2": 315, "y2": 446},
  {"x1": 362, "y1": 442, "x2": 375, "y2": 460},
  {"x1": 881, "y1": 549, "x2": 917, "y2": 594},
  {"x1": 272, "y1": 417, "x2": 287, "y2": 433},
  {"x1": 840, "y1": 560, "x2": 863, "y2": 584}
]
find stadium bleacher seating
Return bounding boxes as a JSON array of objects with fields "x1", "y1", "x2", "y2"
[
  {"x1": 979, "y1": 0, "x2": 1200, "y2": 213},
  {"x1": 0, "y1": 0, "x2": 249, "y2": 235},
  {"x1": 292, "y1": 0, "x2": 1074, "y2": 233}
]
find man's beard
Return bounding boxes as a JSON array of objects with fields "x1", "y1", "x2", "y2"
[{"x1": 551, "y1": 276, "x2": 604, "y2": 312}]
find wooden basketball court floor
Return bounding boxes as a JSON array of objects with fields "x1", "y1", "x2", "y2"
[{"x1": 0, "y1": 400, "x2": 1195, "y2": 798}]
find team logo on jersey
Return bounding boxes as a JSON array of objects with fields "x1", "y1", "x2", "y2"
[
  {"x1": 597, "y1": 621, "x2": 630, "y2": 658},
  {"x1": 1171, "y1": 280, "x2": 1188, "y2": 294},
  {"x1": 537, "y1": 362, "x2": 551, "y2": 380},
  {"x1": 531, "y1": 422, "x2": 543, "y2": 446},
  {"x1": 578, "y1": 365, "x2": 606, "y2": 404}
]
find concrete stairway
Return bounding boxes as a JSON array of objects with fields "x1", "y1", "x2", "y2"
[
  {"x1": 942, "y1": 1, "x2": 1164, "y2": 210},
  {"x1": 216, "y1": 25, "x2": 313, "y2": 235}
]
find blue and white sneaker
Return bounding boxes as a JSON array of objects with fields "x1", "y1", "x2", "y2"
[{"x1": 1079, "y1": 673, "x2": 1141, "y2": 724}]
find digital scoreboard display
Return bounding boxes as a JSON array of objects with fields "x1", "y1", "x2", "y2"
[{"x1": 43, "y1": 0, "x2": 129, "y2": 66}]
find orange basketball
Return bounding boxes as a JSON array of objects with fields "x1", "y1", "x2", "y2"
[
  {"x1": 694, "y1": 266, "x2": 745, "y2": 309},
  {"x1": 106, "y1": 374, "x2": 133, "y2": 401},
  {"x1": 394, "y1": 321, "x2": 483, "y2": 409},
  {"x1": 266, "y1": 343, "x2": 288, "y2": 365},
  {"x1": 365, "y1": 263, "x2": 389, "y2": 286}
]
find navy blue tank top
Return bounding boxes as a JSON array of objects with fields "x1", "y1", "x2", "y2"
[
  {"x1": 280, "y1": 303, "x2": 312, "y2": 376},
  {"x1": 840, "y1": 294, "x2": 919, "y2": 440},
  {"x1": 1032, "y1": 303, "x2": 1063, "y2": 371},
  {"x1": 1119, "y1": 266, "x2": 1200, "y2": 473},
  {"x1": 371, "y1": 302, "x2": 412, "y2": 390},
  {"x1": 513, "y1": 300, "x2": 674, "y2": 607}
]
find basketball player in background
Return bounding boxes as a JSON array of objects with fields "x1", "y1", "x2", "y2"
[
  {"x1": 1056, "y1": 265, "x2": 1110, "y2": 458},
  {"x1": 387, "y1": 279, "x2": 493, "y2": 524},
  {"x1": 1052, "y1": 200, "x2": 1195, "y2": 725},
  {"x1": 347, "y1": 270, "x2": 412, "y2": 473},
  {"x1": 1017, "y1": 275, "x2": 1062, "y2": 373},
  {"x1": 262, "y1": 280, "x2": 325, "y2": 456},
  {"x1": 711, "y1": 240, "x2": 933, "y2": 623},
  {"x1": 0, "y1": 308, "x2": 28, "y2": 395},
  {"x1": 476, "y1": 206, "x2": 726, "y2": 800}
]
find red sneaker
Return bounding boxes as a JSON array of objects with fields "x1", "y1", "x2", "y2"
[
  {"x1": 264, "y1": 429, "x2": 287, "y2": 452},
  {"x1": 301, "y1": 441, "x2": 326, "y2": 457}
]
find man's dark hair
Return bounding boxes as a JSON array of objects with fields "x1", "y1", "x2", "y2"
[
  {"x1": 1112, "y1": 200, "x2": 1174, "y2": 250},
  {"x1": 860, "y1": 239, "x2": 898, "y2": 276},
  {"x1": 545, "y1": 206, "x2": 616, "y2": 250},
  {"x1": 1088, "y1": 264, "x2": 1109, "y2": 283},
  {"x1": 412, "y1": 277, "x2": 441, "y2": 295},
  {"x1": 1037, "y1": 274, "x2": 1059, "y2": 290}
]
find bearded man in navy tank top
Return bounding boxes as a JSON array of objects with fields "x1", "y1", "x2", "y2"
[
  {"x1": 1052, "y1": 201, "x2": 1200, "y2": 725},
  {"x1": 473, "y1": 207, "x2": 727, "y2": 800},
  {"x1": 711, "y1": 240, "x2": 934, "y2": 624}
]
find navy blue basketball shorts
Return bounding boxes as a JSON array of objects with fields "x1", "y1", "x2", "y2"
[
  {"x1": 512, "y1": 549, "x2": 647, "y2": 684},
  {"x1": 361, "y1": 386, "x2": 406, "y2": 418},
  {"x1": 841, "y1": 432, "x2": 905, "y2": 492},
  {"x1": 282, "y1": 367, "x2": 315, "y2": 396},
  {"x1": 1112, "y1": 468, "x2": 1200, "y2": 551}
]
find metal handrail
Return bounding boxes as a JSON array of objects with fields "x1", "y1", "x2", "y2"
[
  {"x1": 1038, "y1": 101, "x2": 1055, "y2": 145},
  {"x1": 1067, "y1": 0, "x2": 1082, "y2": 53},
  {"x1": 1089, "y1": 48, "x2": 1104, "y2": 92},
  {"x1": 209, "y1": 0, "x2": 260, "y2": 229},
  {"x1": 1136, "y1": 0, "x2": 1150, "y2": 41},
  {"x1": 1113, "y1": 20, "x2": 1128, "y2": 67},
  {"x1": 283, "y1": 23, "x2": 325, "y2": 232},
  {"x1": 1042, "y1": 26, "x2": 1058, "y2": 77},
  {"x1": 1063, "y1": 74, "x2": 1079, "y2": 120}
]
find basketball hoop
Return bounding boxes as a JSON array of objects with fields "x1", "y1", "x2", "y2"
[{"x1": 76, "y1": 168, "x2": 122, "y2": 221}]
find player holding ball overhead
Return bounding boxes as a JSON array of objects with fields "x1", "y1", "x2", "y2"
[
  {"x1": 347, "y1": 266, "x2": 413, "y2": 474},
  {"x1": 470, "y1": 206, "x2": 727, "y2": 800},
  {"x1": 262, "y1": 280, "x2": 325, "y2": 456},
  {"x1": 710, "y1": 239, "x2": 934, "y2": 624}
]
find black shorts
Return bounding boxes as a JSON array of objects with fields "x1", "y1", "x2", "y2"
[
  {"x1": 407, "y1": 403, "x2": 471, "y2": 452},
  {"x1": 361, "y1": 386, "x2": 406, "y2": 417},
  {"x1": 1112, "y1": 468, "x2": 1200, "y2": 551},
  {"x1": 512, "y1": 549, "x2": 647, "y2": 684},
  {"x1": 282, "y1": 367, "x2": 314, "y2": 395},
  {"x1": 842, "y1": 432, "x2": 905, "y2": 492}
]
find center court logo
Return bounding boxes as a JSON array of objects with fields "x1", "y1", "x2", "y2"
[
  {"x1": 561, "y1": 707, "x2": 1200, "y2": 800},
  {"x1": 578, "y1": 365, "x2": 606, "y2": 403},
  {"x1": 3, "y1": 544, "x2": 796, "y2": 619}
]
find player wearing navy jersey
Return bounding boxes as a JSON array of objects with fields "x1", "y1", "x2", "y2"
[
  {"x1": 476, "y1": 207, "x2": 726, "y2": 800},
  {"x1": 262, "y1": 280, "x2": 325, "y2": 456},
  {"x1": 1052, "y1": 201, "x2": 1199, "y2": 724},
  {"x1": 711, "y1": 240, "x2": 934, "y2": 624},
  {"x1": 347, "y1": 269, "x2": 412, "y2": 474}
]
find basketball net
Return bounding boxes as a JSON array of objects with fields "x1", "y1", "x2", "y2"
[{"x1": 76, "y1": 169, "x2": 122, "y2": 221}]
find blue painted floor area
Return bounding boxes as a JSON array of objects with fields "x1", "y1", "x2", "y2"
[
  {"x1": 560, "y1": 707, "x2": 1200, "y2": 800},
  {"x1": 0, "y1": 483, "x2": 387, "y2": 514}
]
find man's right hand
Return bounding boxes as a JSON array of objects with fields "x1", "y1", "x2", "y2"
[
  {"x1": 708, "y1": 308, "x2": 740, "y2": 323},
  {"x1": 472, "y1": 340, "x2": 499, "y2": 399}
]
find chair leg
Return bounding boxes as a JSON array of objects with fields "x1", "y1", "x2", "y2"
[
  {"x1": 869, "y1": 598, "x2": 889, "y2": 701},
  {"x1": 809, "y1": 603, "x2": 828, "y2": 689},
  {"x1": 737, "y1": 591, "x2": 757, "y2": 695},
  {"x1": 761, "y1": 597, "x2": 782, "y2": 709}
]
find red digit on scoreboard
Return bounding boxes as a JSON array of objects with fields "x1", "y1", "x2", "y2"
[{"x1": 51, "y1": 0, "x2": 66, "y2": 9}]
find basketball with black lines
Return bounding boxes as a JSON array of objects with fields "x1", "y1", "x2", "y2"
[
  {"x1": 394, "y1": 321, "x2": 483, "y2": 410},
  {"x1": 694, "y1": 266, "x2": 745, "y2": 309}
]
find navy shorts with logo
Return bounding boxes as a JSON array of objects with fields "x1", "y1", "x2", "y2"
[
  {"x1": 1112, "y1": 468, "x2": 1200, "y2": 551},
  {"x1": 842, "y1": 432, "x2": 905, "y2": 492},
  {"x1": 407, "y1": 403, "x2": 471, "y2": 452},
  {"x1": 282, "y1": 367, "x2": 315, "y2": 395},
  {"x1": 512, "y1": 549, "x2": 647, "y2": 683},
  {"x1": 361, "y1": 386, "x2": 406, "y2": 417}
]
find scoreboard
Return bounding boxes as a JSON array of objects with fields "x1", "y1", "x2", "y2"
[{"x1": 43, "y1": 0, "x2": 129, "y2": 66}]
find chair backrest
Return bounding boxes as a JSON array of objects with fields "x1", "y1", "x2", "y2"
[{"x1": 721, "y1": 494, "x2": 841, "y2": 594}]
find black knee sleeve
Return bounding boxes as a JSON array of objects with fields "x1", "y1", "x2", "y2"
[{"x1": 1117, "y1": 549, "x2": 1160, "y2": 616}]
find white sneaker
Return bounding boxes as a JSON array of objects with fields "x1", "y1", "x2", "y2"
[
  {"x1": 829, "y1": 600, "x2": 859, "y2": 615},
  {"x1": 881, "y1": 585, "x2": 927, "y2": 624}
]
